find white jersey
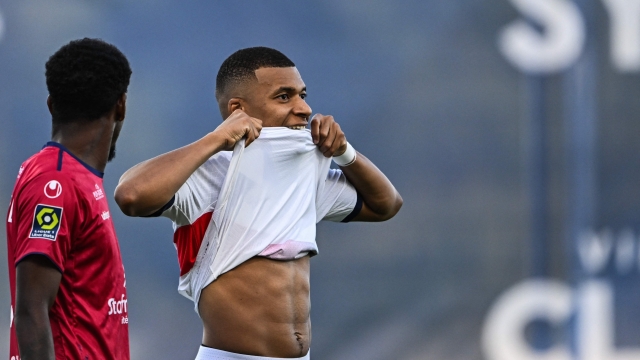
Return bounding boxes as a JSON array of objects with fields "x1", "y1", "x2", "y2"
[{"x1": 155, "y1": 128, "x2": 361, "y2": 310}]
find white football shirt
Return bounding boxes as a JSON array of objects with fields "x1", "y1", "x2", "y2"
[{"x1": 156, "y1": 128, "x2": 361, "y2": 308}]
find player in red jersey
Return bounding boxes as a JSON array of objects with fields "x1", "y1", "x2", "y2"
[{"x1": 6, "y1": 38, "x2": 132, "y2": 360}]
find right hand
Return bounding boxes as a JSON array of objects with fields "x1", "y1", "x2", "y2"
[{"x1": 213, "y1": 109, "x2": 263, "y2": 150}]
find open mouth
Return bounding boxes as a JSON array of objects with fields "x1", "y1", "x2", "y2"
[{"x1": 287, "y1": 125, "x2": 306, "y2": 130}]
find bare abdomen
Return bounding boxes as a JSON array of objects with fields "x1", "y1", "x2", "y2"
[{"x1": 199, "y1": 256, "x2": 311, "y2": 358}]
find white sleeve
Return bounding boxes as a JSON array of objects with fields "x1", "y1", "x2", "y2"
[
  {"x1": 316, "y1": 168, "x2": 361, "y2": 223},
  {"x1": 157, "y1": 152, "x2": 231, "y2": 227}
]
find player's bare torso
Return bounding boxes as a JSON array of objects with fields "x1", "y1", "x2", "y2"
[{"x1": 199, "y1": 256, "x2": 311, "y2": 358}]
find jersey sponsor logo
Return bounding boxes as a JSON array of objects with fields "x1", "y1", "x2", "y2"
[
  {"x1": 44, "y1": 180, "x2": 62, "y2": 198},
  {"x1": 107, "y1": 294, "x2": 129, "y2": 324},
  {"x1": 101, "y1": 211, "x2": 110, "y2": 220},
  {"x1": 29, "y1": 204, "x2": 63, "y2": 241},
  {"x1": 93, "y1": 184, "x2": 104, "y2": 200},
  {"x1": 107, "y1": 294, "x2": 128, "y2": 315}
]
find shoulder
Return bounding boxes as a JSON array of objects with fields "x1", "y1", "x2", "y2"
[
  {"x1": 163, "y1": 151, "x2": 231, "y2": 225},
  {"x1": 15, "y1": 164, "x2": 85, "y2": 210},
  {"x1": 18, "y1": 146, "x2": 83, "y2": 186},
  {"x1": 19, "y1": 148, "x2": 60, "y2": 177},
  {"x1": 18, "y1": 166, "x2": 74, "y2": 193}
]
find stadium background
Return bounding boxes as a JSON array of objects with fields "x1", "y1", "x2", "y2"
[{"x1": 1, "y1": 1, "x2": 640, "y2": 359}]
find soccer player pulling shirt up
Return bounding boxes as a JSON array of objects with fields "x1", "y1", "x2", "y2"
[{"x1": 115, "y1": 47, "x2": 402, "y2": 359}]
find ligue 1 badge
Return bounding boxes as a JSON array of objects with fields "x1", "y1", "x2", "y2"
[
  {"x1": 29, "y1": 204, "x2": 63, "y2": 241},
  {"x1": 44, "y1": 180, "x2": 62, "y2": 199}
]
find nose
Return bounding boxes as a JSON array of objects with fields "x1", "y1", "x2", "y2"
[{"x1": 294, "y1": 97, "x2": 312, "y2": 119}]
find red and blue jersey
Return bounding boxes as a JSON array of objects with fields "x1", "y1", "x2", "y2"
[{"x1": 6, "y1": 142, "x2": 129, "y2": 360}]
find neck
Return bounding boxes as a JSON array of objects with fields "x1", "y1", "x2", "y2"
[{"x1": 51, "y1": 117, "x2": 114, "y2": 173}]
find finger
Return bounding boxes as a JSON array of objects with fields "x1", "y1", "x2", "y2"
[
  {"x1": 320, "y1": 123, "x2": 336, "y2": 157},
  {"x1": 252, "y1": 118, "x2": 262, "y2": 141},
  {"x1": 310, "y1": 114, "x2": 322, "y2": 144},
  {"x1": 252, "y1": 117, "x2": 263, "y2": 134},
  {"x1": 317, "y1": 117, "x2": 331, "y2": 146},
  {"x1": 331, "y1": 126, "x2": 347, "y2": 156},
  {"x1": 248, "y1": 117, "x2": 264, "y2": 146},
  {"x1": 253, "y1": 123, "x2": 260, "y2": 142},
  {"x1": 244, "y1": 123, "x2": 256, "y2": 147}
]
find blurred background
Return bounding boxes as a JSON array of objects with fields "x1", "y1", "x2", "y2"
[{"x1": 2, "y1": 0, "x2": 640, "y2": 359}]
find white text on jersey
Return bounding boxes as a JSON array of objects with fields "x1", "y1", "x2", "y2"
[
  {"x1": 93, "y1": 184, "x2": 104, "y2": 200},
  {"x1": 107, "y1": 294, "x2": 127, "y2": 315}
]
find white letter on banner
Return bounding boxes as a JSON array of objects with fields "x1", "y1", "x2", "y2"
[
  {"x1": 481, "y1": 279, "x2": 572, "y2": 360},
  {"x1": 498, "y1": 0, "x2": 585, "y2": 73},
  {"x1": 602, "y1": 0, "x2": 640, "y2": 72}
]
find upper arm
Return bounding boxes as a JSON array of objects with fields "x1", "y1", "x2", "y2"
[
  {"x1": 16, "y1": 255, "x2": 62, "y2": 312},
  {"x1": 350, "y1": 202, "x2": 392, "y2": 222},
  {"x1": 318, "y1": 168, "x2": 400, "y2": 223},
  {"x1": 14, "y1": 255, "x2": 60, "y2": 360},
  {"x1": 152, "y1": 155, "x2": 228, "y2": 226}
]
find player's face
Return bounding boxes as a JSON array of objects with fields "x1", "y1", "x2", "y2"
[{"x1": 245, "y1": 67, "x2": 311, "y2": 129}]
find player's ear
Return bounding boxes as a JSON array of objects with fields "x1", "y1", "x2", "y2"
[
  {"x1": 115, "y1": 93, "x2": 127, "y2": 123},
  {"x1": 227, "y1": 98, "x2": 244, "y2": 115}
]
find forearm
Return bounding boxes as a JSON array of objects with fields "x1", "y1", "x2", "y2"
[
  {"x1": 340, "y1": 152, "x2": 403, "y2": 221},
  {"x1": 115, "y1": 132, "x2": 227, "y2": 216},
  {"x1": 15, "y1": 309, "x2": 55, "y2": 360}
]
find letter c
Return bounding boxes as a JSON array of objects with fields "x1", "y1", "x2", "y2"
[{"x1": 482, "y1": 279, "x2": 573, "y2": 360}]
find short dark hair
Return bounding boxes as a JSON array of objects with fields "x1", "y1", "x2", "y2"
[
  {"x1": 45, "y1": 38, "x2": 132, "y2": 123},
  {"x1": 215, "y1": 47, "x2": 295, "y2": 97}
]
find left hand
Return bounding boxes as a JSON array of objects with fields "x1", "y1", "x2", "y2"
[{"x1": 310, "y1": 114, "x2": 348, "y2": 158}]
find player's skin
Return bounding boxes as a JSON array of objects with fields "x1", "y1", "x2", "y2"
[
  {"x1": 15, "y1": 95, "x2": 126, "y2": 360},
  {"x1": 115, "y1": 67, "x2": 402, "y2": 357}
]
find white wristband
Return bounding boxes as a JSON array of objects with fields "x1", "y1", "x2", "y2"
[{"x1": 333, "y1": 142, "x2": 357, "y2": 167}]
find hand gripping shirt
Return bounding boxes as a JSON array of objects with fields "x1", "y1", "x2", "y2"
[
  {"x1": 156, "y1": 128, "x2": 361, "y2": 311},
  {"x1": 6, "y1": 142, "x2": 129, "y2": 360}
]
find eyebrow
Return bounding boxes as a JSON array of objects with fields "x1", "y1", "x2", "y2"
[{"x1": 272, "y1": 86, "x2": 306, "y2": 95}]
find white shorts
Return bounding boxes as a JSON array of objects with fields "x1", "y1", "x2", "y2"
[{"x1": 194, "y1": 346, "x2": 310, "y2": 360}]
